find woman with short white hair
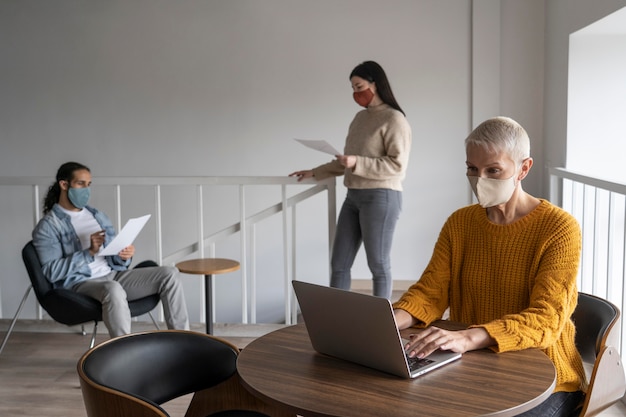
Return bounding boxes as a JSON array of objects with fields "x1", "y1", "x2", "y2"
[{"x1": 394, "y1": 117, "x2": 586, "y2": 416}]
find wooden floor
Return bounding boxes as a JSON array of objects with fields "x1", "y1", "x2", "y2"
[
  {"x1": 0, "y1": 320, "x2": 281, "y2": 417},
  {"x1": 1, "y1": 318, "x2": 625, "y2": 417}
]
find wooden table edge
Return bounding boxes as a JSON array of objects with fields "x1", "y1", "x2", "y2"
[
  {"x1": 237, "y1": 322, "x2": 558, "y2": 417},
  {"x1": 176, "y1": 258, "x2": 241, "y2": 275}
]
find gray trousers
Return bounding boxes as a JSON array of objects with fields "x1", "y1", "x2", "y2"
[
  {"x1": 72, "y1": 265, "x2": 189, "y2": 337},
  {"x1": 330, "y1": 188, "x2": 402, "y2": 299},
  {"x1": 514, "y1": 391, "x2": 583, "y2": 417}
]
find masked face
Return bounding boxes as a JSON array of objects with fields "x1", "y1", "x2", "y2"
[
  {"x1": 67, "y1": 186, "x2": 91, "y2": 209},
  {"x1": 467, "y1": 173, "x2": 517, "y2": 208},
  {"x1": 351, "y1": 75, "x2": 376, "y2": 108},
  {"x1": 62, "y1": 169, "x2": 92, "y2": 210},
  {"x1": 353, "y1": 88, "x2": 374, "y2": 107}
]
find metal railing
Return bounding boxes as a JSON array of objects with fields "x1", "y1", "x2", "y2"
[
  {"x1": 0, "y1": 176, "x2": 337, "y2": 326},
  {"x1": 549, "y1": 167, "x2": 626, "y2": 357}
]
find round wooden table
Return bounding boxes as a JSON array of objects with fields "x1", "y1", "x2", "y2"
[
  {"x1": 176, "y1": 258, "x2": 240, "y2": 334},
  {"x1": 237, "y1": 323, "x2": 557, "y2": 417}
]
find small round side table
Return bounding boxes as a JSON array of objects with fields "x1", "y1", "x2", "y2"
[{"x1": 176, "y1": 258, "x2": 240, "y2": 334}]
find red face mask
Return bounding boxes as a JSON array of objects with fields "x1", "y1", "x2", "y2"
[{"x1": 353, "y1": 88, "x2": 374, "y2": 107}]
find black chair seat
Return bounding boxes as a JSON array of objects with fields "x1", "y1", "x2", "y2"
[
  {"x1": 78, "y1": 330, "x2": 272, "y2": 417},
  {"x1": 0, "y1": 241, "x2": 161, "y2": 355},
  {"x1": 23, "y1": 241, "x2": 161, "y2": 326}
]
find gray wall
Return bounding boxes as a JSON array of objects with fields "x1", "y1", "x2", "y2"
[{"x1": 2, "y1": 0, "x2": 624, "y2": 324}]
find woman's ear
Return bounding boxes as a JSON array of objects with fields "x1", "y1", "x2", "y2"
[{"x1": 518, "y1": 157, "x2": 533, "y2": 180}]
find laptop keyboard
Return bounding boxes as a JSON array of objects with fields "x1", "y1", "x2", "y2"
[{"x1": 406, "y1": 355, "x2": 435, "y2": 372}]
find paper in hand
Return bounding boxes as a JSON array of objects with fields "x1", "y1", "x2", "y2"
[
  {"x1": 100, "y1": 214, "x2": 151, "y2": 256},
  {"x1": 294, "y1": 139, "x2": 342, "y2": 156}
]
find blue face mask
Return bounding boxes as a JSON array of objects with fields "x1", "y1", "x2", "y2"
[{"x1": 67, "y1": 187, "x2": 90, "y2": 209}]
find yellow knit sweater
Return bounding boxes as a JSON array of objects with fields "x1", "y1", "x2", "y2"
[{"x1": 392, "y1": 200, "x2": 587, "y2": 392}]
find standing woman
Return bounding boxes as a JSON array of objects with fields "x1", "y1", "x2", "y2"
[{"x1": 290, "y1": 61, "x2": 411, "y2": 299}]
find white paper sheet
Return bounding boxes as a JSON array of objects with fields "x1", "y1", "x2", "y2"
[
  {"x1": 294, "y1": 139, "x2": 342, "y2": 156},
  {"x1": 100, "y1": 214, "x2": 151, "y2": 256}
]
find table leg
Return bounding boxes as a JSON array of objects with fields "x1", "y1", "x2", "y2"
[{"x1": 204, "y1": 274, "x2": 213, "y2": 334}]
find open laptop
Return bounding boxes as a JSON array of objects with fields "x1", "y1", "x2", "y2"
[{"x1": 292, "y1": 280, "x2": 462, "y2": 378}]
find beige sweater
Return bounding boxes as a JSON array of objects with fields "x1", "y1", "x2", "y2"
[{"x1": 312, "y1": 104, "x2": 411, "y2": 191}]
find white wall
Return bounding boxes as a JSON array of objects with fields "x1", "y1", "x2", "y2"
[
  {"x1": 0, "y1": 0, "x2": 552, "y2": 324},
  {"x1": 567, "y1": 7, "x2": 626, "y2": 183},
  {"x1": 543, "y1": 0, "x2": 626, "y2": 193}
]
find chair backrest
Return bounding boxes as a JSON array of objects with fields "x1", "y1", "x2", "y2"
[
  {"x1": 572, "y1": 293, "x2": 626, "y2": 417},
  {"x1": 22, "y1": 241, "x2": 54, "y2": 303},
  {"x1": 572, "y1": 292, "x2": 619, "y2": 364},
  {"x1": 78, "y1": 330, "x2": 240, "y2": 417},
  {"x1": 22, "y1": 241, "x2": 103, "y2": 326}
]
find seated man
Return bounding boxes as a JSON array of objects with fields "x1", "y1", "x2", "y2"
[
  {"x1": 393, "y1": 117, "x2": 586, "y2": 417},
  {"x1": 33, "y1": 161, "x2": 189, "y2": 337}
]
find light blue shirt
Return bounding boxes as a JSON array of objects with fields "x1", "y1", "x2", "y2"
[{"x1": 32, "y1": 204, "x2": 130, "y2": 289}]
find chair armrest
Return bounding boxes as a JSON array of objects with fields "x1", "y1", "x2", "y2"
[{"x1": 580, "y1": 346, "x2": 626, "y2": 417}]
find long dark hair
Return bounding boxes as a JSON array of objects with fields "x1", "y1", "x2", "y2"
[
  {"x1": 43, "y1": 162, "x2": 90, "y2": 214},
  {"x1": 349, "y1": 61, "x2": 405, "y2": 116}
]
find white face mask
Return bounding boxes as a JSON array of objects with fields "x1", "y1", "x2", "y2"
[{"x1": 467, "y1": 174, "x2": 516, "y2": 208}]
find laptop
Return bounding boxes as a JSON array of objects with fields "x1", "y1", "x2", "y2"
[{"x1": 292, "y1": 280, "x2": 462, "y2": 378}]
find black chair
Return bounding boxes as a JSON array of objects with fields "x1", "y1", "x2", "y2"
[
  {"x1": 77, "y1": 330, "x2": 283, "y2": 417},
  {"x1": 0, "y1": 241, "x2": 161, "y2": 354},
  {"x1": 572, "y1": 292, "x2": 626, "y2": 416}
]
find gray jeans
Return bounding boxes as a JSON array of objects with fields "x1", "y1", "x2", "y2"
[
  {"x1": 72, "y1": 265, "x2": 189, "y2": 337},
  {"x1": 515, "y1": 391, "x2": 583, "y2": 417},
  {"x1": 330, "y1": 188, "x2": 402, "y2": 299}
]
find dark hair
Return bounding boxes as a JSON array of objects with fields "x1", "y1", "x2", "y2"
[
  {"x1": 349, "y1": 61, "x2": 405, "y2": 116},
  {"x1": 43, "y1": 162, "x2": 90, "y2": 214}
]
